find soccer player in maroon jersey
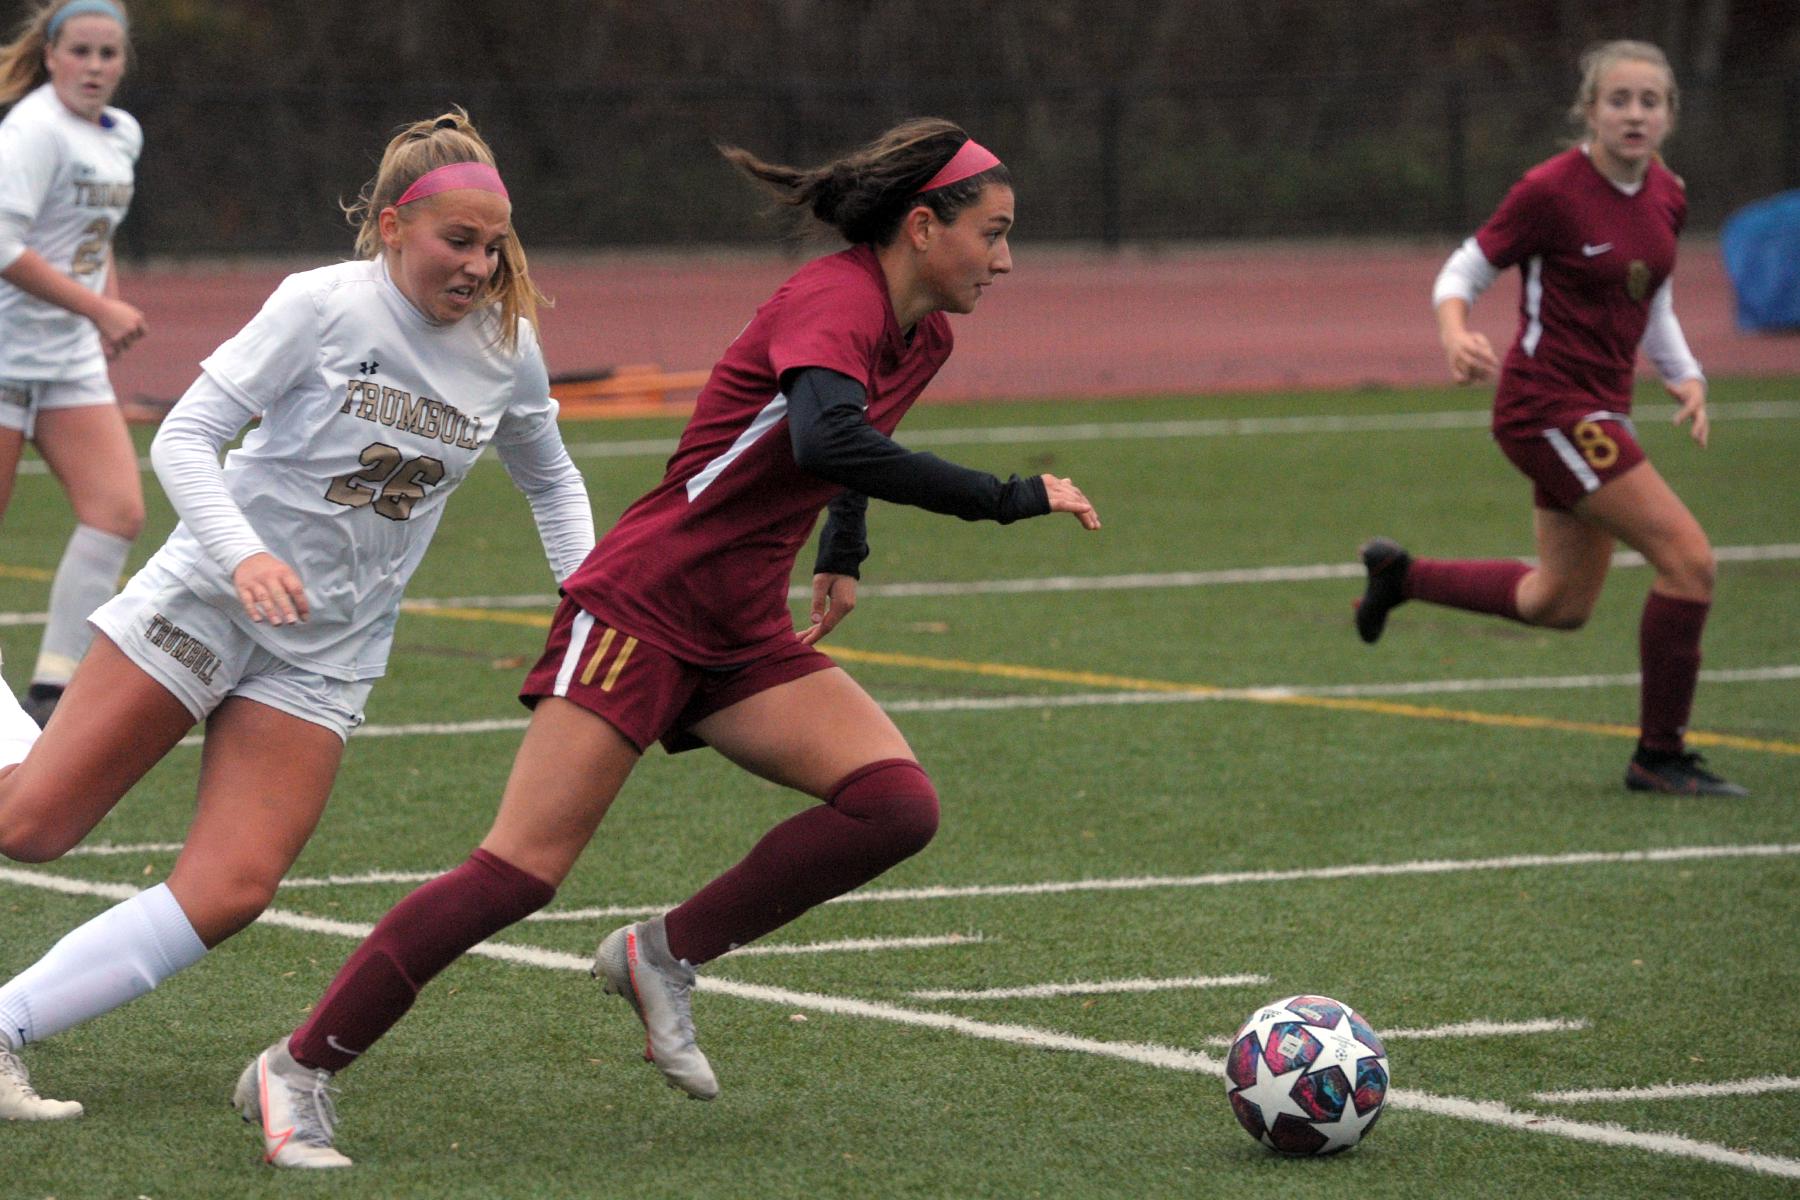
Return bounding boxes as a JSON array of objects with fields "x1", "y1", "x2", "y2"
[
  {"x1": 236, "y1": 118, "x2": 1101, "y2": 1167},
  {"x1": 1355, "y1": 41, "x2": 1744, "y2": 797}
]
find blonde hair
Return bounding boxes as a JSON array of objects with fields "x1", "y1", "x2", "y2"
[
  {"x1": 345, "y1": 108, "x2": 545, "y2": 354},
  {"x1": 0, "y1": 0, "x2": 130, "y2": 107},
  {"x1": 1568, "y1": 40, "x2": 1679, "y2": 134}
]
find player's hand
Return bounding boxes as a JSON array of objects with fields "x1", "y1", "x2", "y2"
[
  {"x1": 232, "y1": 552, "x2": 310, "y2": 625},
  {"x1": 799, "y1": 573, "x2": 856, "y2": 645},
  {"x1": 1667, "y1": 376, "x2": 1710, "y2": 448},
  {"x1": 1042, "y1": 475, "x2": 1100, "y2": 530},
  {"x1": 1443, "y1": 329, "x2": 1497, "y2": 384},
  {"x1": 93, "y1": 296, "x2": 147, "y2": 359}
]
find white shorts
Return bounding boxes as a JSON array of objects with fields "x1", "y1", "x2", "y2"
[
  {"x1": 0, "y1": 374, "x2": 116, "y2": 436},
  {"x1": 89, "y1": 561, "x2": 372, "y2": 741}
]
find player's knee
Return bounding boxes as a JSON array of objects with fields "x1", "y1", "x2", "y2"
[
  {"x1": 830, "y1": 758, "x2": 940, "y2": 859},
  {"x1": 1537, "y1": 602, "x2": 1592, "y2": 631},
  {"x1": 85, "y1": 500, "x2": 145, "y2": 541},
  {"x1": 1672, "y1": 545, "x2": 1716, "y2": 598},
  {"x1": 1521, "y1": 579, "x2": 1596, "y2": 630}
]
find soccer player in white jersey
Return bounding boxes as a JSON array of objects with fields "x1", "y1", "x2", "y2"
[
  {"x1": 0, "y1": 110, "x2": 595, "y2": 1149},
  {"x1": 0, "y1": 1, "x2": 148, "y2": 726}
]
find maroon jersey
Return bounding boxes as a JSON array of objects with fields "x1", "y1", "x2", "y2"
[
  {"x1": 561, "y1": 244, "x2": 952, "y2": 666},
  {"x1": 1476, "y1": 147, "x2": 1686, "y2": 436}
]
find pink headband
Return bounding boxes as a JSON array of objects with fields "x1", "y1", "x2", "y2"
[
  {"x1": 395, "y1": 161, "x2": 510, "y2": 207},
  {"x1": 915, "y1": 139, "x2": 1001, "y2": 194}
]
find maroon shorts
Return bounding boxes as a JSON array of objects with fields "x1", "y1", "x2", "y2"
[
  {"x1": 1495, "y1": 411, "x2": 1647, "y2": 512},
  {"x1": 519, "y1": 597, "x2": 837, "y2": 754}
]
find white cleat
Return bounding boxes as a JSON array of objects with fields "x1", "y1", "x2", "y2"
[
  {"x1": 594, "y1": 919, "x2": 719, "y2": 1100},
  {"x1": 0, "y1": 1043, "x2": 81, "y2": 1120},
  {"x1": 232, "y1": 1037, "x2": 352, "y2": 1168}
]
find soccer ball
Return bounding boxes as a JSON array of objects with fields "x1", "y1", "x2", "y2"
[{"x1": 1224, "y1": 994, "x2": 1389, "y2": 1155}]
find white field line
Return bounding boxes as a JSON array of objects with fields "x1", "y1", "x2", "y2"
[
  {"x1": 41, "y1": 843, "x2": 1800, "y2": 909},
  {"x1": 530, "y1": 843, "x2": 1800, "y2": 923},
  {"x1": 382, "y1": 541, "x2": 1800, "y2": 612},
  {"x1": 135, "y1": 662, "x2": 1797, "y2": 750},
  {"x1": 729, "y1": 933, "x2": 986, "y2": 957},
  {"x1": 910, "y1": 974, "x2": 1270, "y2": 1001},
  {"x1": 14, "y1": 400, "x2": 1795, "y2": 481},
  {"x1": 1, "y1": 864, "x2": 1796, "y2": 1178},
  {"x1": 4, "y1": 543, "x2": 1796, "y2": 630},
  {"x1": 59, "y1": 841, "x2": 185, "y2": 858},
  {"x1": 1385, "y1": 1091, "x2": 1800, "y2": 1178},
  {"x1": 1535, "y1": 1076, "x2": 1800, "y2": 1105},
  {"x1": 277, "y1": 870, "x2": 444, "y2": 890},
  {"x1": 827, "y1": 843, "x2": 1800, "y2": 907},
  {"x1": 551, "y1": 400, "x2": 1800, "y2": 463},
  {"x1": 1202, "y1": 1017, "x2": 1590, "y2": 1047}
]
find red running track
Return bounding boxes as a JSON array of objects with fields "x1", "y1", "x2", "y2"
[{"x1": 107, "y1": 241, "x2": 1793, "y2": 408}]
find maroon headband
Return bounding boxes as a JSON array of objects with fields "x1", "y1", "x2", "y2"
[
  {"x1": 395, "y1": 161, "x2": 510, "y2": 207},
  {"x1": 915, "y1": 139, "x2": 1001, "y2": 195}
]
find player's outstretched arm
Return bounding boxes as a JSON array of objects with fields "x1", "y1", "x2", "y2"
[{"x1": 787, "y1": 366, "x2": 1090, "y2": 527}]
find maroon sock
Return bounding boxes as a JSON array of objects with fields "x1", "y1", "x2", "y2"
[
  {"x1": 1404, "y1": 557, "x2": 1530, "y2": 620},
  {"x1": 289, "y1": 849, "x2": 554, "y2": 1072},
  {"x1": 1638, "y1": 591, "x2": 1709, "y2": 754},
  {"x1": 663, "y1": 759, "x2": 938, "y2": 966}
]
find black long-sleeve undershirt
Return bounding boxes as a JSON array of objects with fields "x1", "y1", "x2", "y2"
[{"x1": 787, "y1": 366, "x2": 1051, "y2": 578}]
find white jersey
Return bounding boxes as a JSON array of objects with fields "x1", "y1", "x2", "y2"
[
  {"x1": 145, "y1": 257, "x2": 593, "y2": 680},
  {"x1": 0, "y1": 83, "x2": 139, "y2": 379}
]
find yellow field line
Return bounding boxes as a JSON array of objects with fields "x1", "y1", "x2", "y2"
[
  {"x1": 0, "y1": 563, "x2": 54, "y2": 583},
  {"x1": 402, "y1": 604, "x2": 554, "y2": 628},
  {"x1": 400, "y1": 607, "x2": 1800, "y2": 756}
]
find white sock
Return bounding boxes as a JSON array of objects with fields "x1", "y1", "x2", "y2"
[
  {"x1": 33, "y1": 524, "x2": 132, "y2": 687},
  {"x1": 0, "y1": 883, "x2": 206, "y2": 1047}
]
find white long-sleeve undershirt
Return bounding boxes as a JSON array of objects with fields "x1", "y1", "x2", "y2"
[
  {"x1": 1641, "y1": 279, "x2": 1704, "y2": 384},
  {"x1": 148, "y1": 372, "x2": 270, "y2": 578},
  {"x1": 1430, "y1": 238, "x2": 1702, "y2": 385},
  {"x1": 1431, "y1": 237, "x2": 1499, "y2": 309}
]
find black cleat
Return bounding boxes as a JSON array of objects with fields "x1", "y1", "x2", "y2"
[
  {"x1": 1625, "y1": 747, "x2": 1749, "y2": 797},
  {"x1": 20, "y1": 684, "x2": 63, "y2": 729},
  {"x1": 1354, "y1": 538, "x2": 1411, "y2": 645}
]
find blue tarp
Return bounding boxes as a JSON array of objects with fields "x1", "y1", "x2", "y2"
[{"x1": 1720, "y1": 190, "x2": 1800, "y2": 332}]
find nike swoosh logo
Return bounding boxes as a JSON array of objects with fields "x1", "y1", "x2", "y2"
[
  {"x1": 325, "y1": 1035, "x2": 364, "y2": 1058},
  {"x1": 1581, "y1": 243, "x2": 1613, "y2": 257}
]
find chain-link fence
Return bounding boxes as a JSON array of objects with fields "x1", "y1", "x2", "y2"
[{"x1": 115, "y1": 74, "x2": 1798, "y2": 259}]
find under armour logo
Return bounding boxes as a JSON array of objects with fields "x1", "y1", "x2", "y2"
[{"x1": 358, "y1": 361, "x2": 380, "y2": 376}]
